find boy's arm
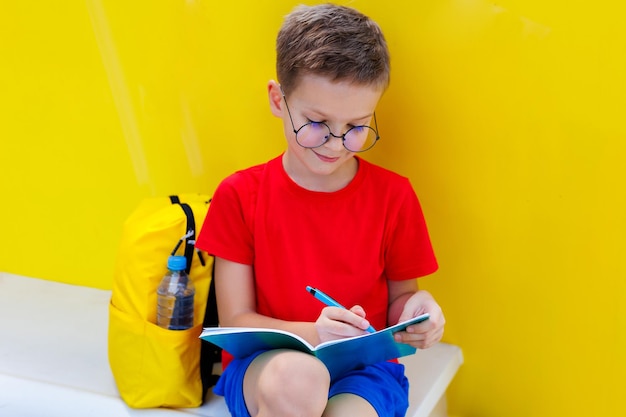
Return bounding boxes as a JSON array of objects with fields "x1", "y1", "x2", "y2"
[
  {"x1": 214, "y1": 256, "x2": 321, "y2": 345},
  {"x1": 387, "y1": 279, "x2": 445, "y2": 350}
]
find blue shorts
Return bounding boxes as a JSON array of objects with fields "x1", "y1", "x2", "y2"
[{"x1": 213, "y1": 351, "x2": 409, "y2": 417}]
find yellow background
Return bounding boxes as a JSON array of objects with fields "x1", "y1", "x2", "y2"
[{"x1": 1, "y1": 0, "x2": 624, "y2": 415}]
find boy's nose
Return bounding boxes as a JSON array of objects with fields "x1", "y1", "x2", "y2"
[{"x1": 323, "y1": 134, "x2": 346, "y2": 151}]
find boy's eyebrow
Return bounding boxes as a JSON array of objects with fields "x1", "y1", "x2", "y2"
[{"x1": 305, "y1": 107, "x2": 374, "y2": 123}]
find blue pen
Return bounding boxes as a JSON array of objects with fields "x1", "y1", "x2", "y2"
[{"x1": 306, "y1": 286, "x2": 376, "y2": 333}]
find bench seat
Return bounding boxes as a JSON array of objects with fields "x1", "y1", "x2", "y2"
[{"x1": 0, "y1": 273, "x2": 462, "y2": 416}]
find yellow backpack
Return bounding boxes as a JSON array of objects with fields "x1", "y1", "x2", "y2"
[{"x1": 108, "y1": 194, "x2": 220, "y2": 408}]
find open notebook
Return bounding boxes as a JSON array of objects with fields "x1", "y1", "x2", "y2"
[{"x1": 200, "y1": 313, "x2": 429, "y2": 379}]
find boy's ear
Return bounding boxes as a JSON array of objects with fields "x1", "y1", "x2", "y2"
[{"x1": 267, "y1": 80, "x2": 283, "y2": 117}]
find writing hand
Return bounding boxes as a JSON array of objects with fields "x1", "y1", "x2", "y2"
[{"x1": 315, "y1": 304, "x2": 373, "y2": 344}]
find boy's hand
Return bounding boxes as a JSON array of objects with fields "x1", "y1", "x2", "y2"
[
  {"x1": 314, "y1": 305, "x2": 372, "y2": 344},
  {"x1": 393, "y1": 290, "x2": 445, "y2": 349}
]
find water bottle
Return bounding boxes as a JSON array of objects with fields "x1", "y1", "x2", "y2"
[{"x1": 157, "y1": 255, "x2": 195, "y2": 330}]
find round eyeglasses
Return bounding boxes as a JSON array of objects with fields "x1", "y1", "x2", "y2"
[{"x1": 282, "y1": 92, "x2": 380, "y2": 153}]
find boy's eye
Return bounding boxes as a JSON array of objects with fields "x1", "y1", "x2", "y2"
[
  {"x1": 308, "y1": 120, "x2": 327, "y2": 129},
  {"x1": 305, "y1": 119, "x2": 367, "y2": 133}
]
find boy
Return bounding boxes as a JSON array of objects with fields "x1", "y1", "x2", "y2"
[{"x1": 196, "y1": 4, "x2": 445, "y2": 417}]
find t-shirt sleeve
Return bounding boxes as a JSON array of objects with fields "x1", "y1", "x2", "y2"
[
  {"x1": 385, "y1": 179, "x2": 438, "y2": 280},
  {"x1": 195, "y1": 174, "x2": 255, "y2": 265}
]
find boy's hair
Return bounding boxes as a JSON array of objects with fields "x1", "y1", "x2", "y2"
[{"x1": 276, "y1": 4, "x2": 390, "y2": 94}]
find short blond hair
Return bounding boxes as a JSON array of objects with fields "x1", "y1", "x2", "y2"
[{"x1": 276, "y1": 4, "x2": 390, "y2": 94}]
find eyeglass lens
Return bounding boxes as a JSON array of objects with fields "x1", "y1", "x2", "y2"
[{"x1": 296, "y1": 122, "x2": 378, "y2": 152}]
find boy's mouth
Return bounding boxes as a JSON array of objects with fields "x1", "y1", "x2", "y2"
[{"x1": 313, "y1": 151, "x2": 340, "y2": 163}]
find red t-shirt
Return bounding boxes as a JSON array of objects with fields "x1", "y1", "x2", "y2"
[{"x1": 196, "y1": 155, "x2": 437, "y2": 362}]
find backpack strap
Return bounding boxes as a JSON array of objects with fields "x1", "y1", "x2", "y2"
[
  {"x1": 200, "y1": 266, "x2": 221, "y2": 392},
  {"x1": 178, "y1": 203, "x2": 196, "y2": 275},
  {"x1": 169, "y1": 195, "x2": 221, "y2": 394}
]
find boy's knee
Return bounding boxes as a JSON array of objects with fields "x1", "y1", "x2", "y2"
[
  {"x1": 252, "y1": 350, "x2": 330, "y2": 417},
  {"x1": 261, "y1": 350, "x2": 330, "y2": 392}
]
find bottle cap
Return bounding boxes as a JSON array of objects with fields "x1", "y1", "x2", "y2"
[{"x1": 167, "y1": 255, "x2": 187, "y2": 271}]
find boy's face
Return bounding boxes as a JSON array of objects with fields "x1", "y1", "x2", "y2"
[{"x1": 269, "y1": 74, "x2": 383, "y2": 189}]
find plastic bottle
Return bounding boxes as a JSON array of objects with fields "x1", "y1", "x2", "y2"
[{"x1": 157, "y1": 255, "x2": 195, "y2": 330}]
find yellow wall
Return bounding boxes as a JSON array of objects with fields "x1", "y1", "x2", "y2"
[{"x1": 1, "y1": 0, "x2": 624, "y2": 415}]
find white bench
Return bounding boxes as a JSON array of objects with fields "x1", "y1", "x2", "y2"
[{"x1": 0, "y1": 273, "x2": 462, "y2": 417}]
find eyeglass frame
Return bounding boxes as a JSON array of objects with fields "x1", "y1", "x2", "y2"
[{"x1": 281, "y1": 88, "x2": 381, "y2": 153}]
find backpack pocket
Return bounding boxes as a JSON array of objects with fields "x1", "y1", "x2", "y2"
[{"x1": 108, "y1": 301, "x2": 204, "y2": 408}]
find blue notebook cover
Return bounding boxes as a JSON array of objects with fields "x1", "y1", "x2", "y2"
[{"x1": 200, "y1": 313, "x2": 429, "y2": 379}]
